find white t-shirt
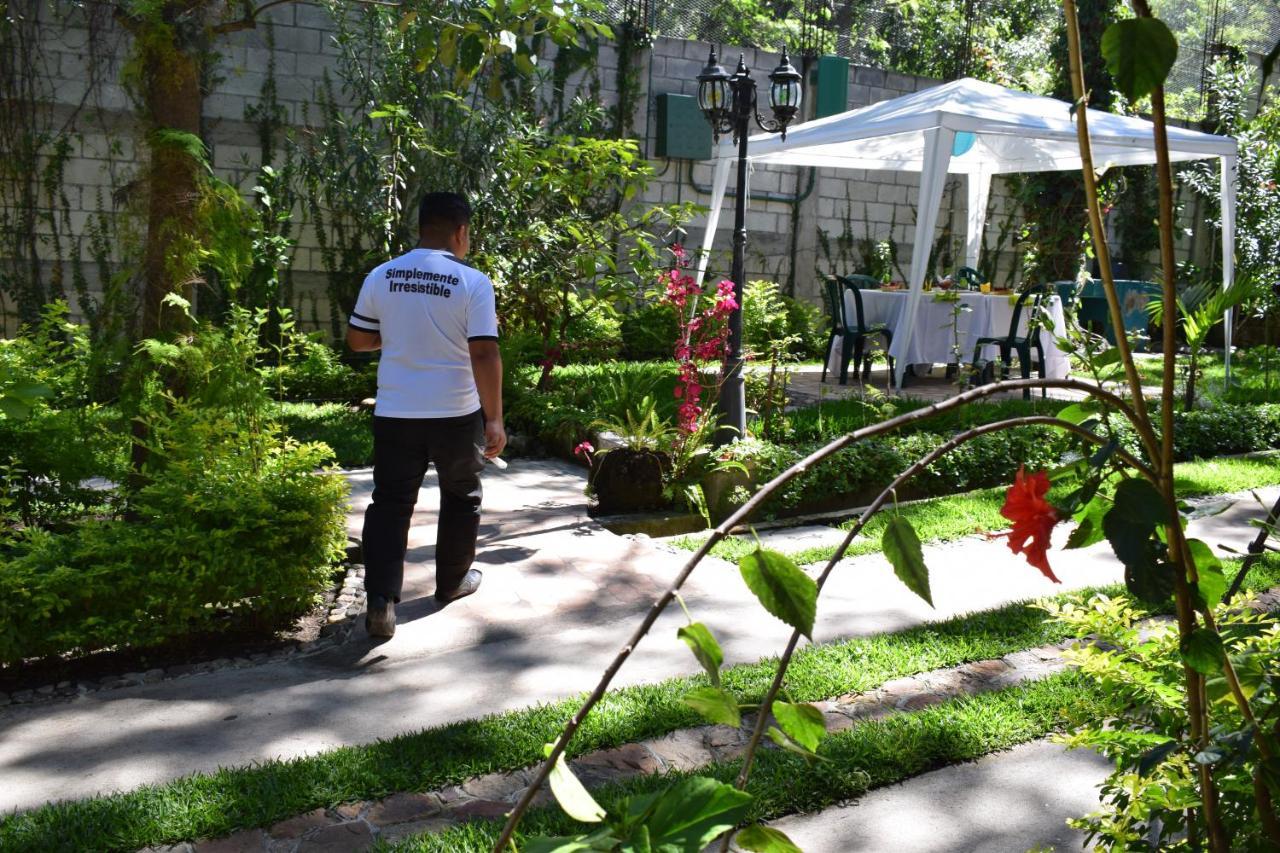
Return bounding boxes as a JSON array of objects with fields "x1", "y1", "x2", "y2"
[{"x1": 349, "y1": 248, "x2": 499, "y2": 418}]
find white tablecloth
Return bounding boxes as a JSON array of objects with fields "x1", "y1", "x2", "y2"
[{"x1": 825, "y1": 288, "x2": 1070, "y2": 380}]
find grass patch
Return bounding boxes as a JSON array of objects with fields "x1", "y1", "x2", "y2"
[
  {"x1": 390, "y1": 672, "x2": 1104, "y2": 851},
  {"x1": 1131, "y1": 349, "x2": 1280, "y2": 405},
  {"x1": 274, "y1": 402, "x2": 373, "y2": 468},
  {"x1": 673, "y1": 453, "x2": 1280, "y2": 565},
  {"x1": 8, "y1": 554, "x2": 1276, "y2": 851}
]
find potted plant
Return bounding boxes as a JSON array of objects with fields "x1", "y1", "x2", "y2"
[{"x1": 580, "y1": 394, "x2": 674, "y2": 515}]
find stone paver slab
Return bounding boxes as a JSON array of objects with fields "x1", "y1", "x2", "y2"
[{"x1": 767, "y1": 738, "x2": 1109, "y2": 852}]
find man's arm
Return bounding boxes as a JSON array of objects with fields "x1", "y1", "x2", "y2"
[
  {"x1": 469, "y1": 339, "x2": 506, "y2": 458},
  {"x1": 346, "y1": 327, "x2": 382, "y2": 352}
]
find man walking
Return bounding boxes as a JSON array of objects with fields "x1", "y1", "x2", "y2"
[{"x1": 346, "y1": 192, "x2": 505, "y2": 638}]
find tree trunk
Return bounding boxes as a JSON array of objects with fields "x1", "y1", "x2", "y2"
[{"x1": 138, "y1": 13, "x2": 204, "y2": 340}]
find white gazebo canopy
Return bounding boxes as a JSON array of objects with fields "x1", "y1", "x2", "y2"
[{"x1": 694, "y1": 77, "x2": 1240, "y2": 386}]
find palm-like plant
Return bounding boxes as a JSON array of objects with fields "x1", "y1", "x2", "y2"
[{"x1": 1147, "y1": 280, "x2": 1249, "y2": 410}]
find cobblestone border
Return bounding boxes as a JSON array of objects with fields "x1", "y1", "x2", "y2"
[
  {"x1": 148, "y1": 640, "x2": 1072, "y2": 852},
  {"x1": 0, "y1": 563, "x2": 368, "y2": 710}
]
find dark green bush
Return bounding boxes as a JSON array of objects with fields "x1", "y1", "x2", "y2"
[
  {"x1": 1105, "y1": 403, "x2": 1280, "y2": 462},
  {"x1": 719, "y1": 424, "x2": 1068, "y2": 517},
  {"x1": 0, "y1": 441, "x2": 346, "y2": 665},
  {"x1": 0, "y1": 305, "x2": 129, "y2": 526},
  {"x1": 268, "y1": 335, "x2": 376, "y2": 402},
  {"x1": 505, "y1": 361, "x2": 678, "y2": 453},
  {"x1": 0, "y1": 309, "x2": 350, "y2": 665},
  {"x1": 1170, "y1": 403, "x2": 1280, "y2": 459},
  {"x1": 780, "y1": 295, "x2": 828, "y2": 360},
  {"x1": 783, "y1": 396, "x2": 1056, "y2": 444},
  {"x1": 619, "y1": 303, "x2": 678, "y2": 361}
]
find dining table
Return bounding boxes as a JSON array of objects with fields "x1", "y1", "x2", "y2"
[{"x1": 825, "y1": 286, "x2": 1071, "y2": 381}]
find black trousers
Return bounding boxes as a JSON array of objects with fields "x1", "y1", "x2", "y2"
[{"x1": 362, "y1": 410, "x2": 485, "y2": 602}]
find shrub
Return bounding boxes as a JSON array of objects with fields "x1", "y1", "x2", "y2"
[
  {"x1": 0, "y1": 304, "x2": 129, "y2": 526},
  {"x1": 742, "y1": 280, "x2": 790, "y2": 358},
  {"x1": 0, "y1": 440, "x2": 346, "y2": 665},
  {"x1": 502, "y1": 299, "x2": 624, "y2": 368},
  {"x1": 717, "y1": 425, "x2": 1068, "y2": 517},
  {"x1": 1106, "y1": 403, "x2": 1280, "y2": 462},
  {"x1": 619, "y1": 303, "x2": 678, "y2": 361},
  {"x1": 0, "y1": 309, "x2": 350, "y2": 665},
  {"x1": 781, "y1": 295, "x2": 828, "y2": 360},
  {"x1": 505, "y1": 361, "x2": 678, "y2": 453},
  {"x1": 268, "y1": 334, "x2": 376, "y2": 402}
]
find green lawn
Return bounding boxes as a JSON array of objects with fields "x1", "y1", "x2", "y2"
[
  {"x1": 673, "y1": 453, "x2": 1280, "y2": 566},
  {"x1": 1130, "y1": 349, "x2": 1280, "y2": 405}
]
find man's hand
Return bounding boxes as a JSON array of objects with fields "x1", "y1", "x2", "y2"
[{"x1": 483, "y1": 419, "x2": 507, "y2": 459}]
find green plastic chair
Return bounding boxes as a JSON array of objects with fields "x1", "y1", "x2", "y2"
[
  {"x1": 821, "y1": 276, "x2": 893, "y2": 385},
  {"x1": 971, "y1": 284, "x2": 1048, "y2": 399},
  {"x1": 956, "y1": 266, "x2": 983, "y2": 289}
]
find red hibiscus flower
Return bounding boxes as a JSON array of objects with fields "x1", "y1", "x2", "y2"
[{"x1": 1000, "y1": 467, "x2": 1061, "y2": 583}]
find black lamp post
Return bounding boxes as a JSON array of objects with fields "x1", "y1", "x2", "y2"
[{"x1": 697, "y1": 46, "x2": 803, "y2": 444}]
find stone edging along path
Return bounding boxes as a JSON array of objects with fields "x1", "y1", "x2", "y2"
[
  {"x1": 151, "y1": 640, "x2": 1074, "y2": 852},
  {"x1": 0, "y1": 562, "x2": 369, "y2": 710}
]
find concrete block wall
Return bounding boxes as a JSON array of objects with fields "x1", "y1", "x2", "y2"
[{"x1": 18, "y1": 8, "x2": 1187, "y2": 334}]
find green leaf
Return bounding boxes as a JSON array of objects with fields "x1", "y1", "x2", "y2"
[
  {"x1": 0, "y1": 398, "x2": 31, "y2": 420},
  {"x1": 772, "y1": 701, "x2": 826, "y2": 752},
  {"x1": 396, "y1": 10, "x2": 417, "y2": 32},
  {"x1": 1186, "y1": 539, "x2": 1227, "y2": 610},
  {"x1": 1067, "y1": 497, "x2": 1108, "y2": 550},
  {"x1": 765, "y1": 726, "x2": 827, "y2": 761},
  {"x1": 514, "y1": 51, "x2": 538, "y2": 74},
  {"x1": 1091, "y1": 347, "x2": 1122, "y2": 369},
  {"x1": 735, "y1": 824, "x2": 803, "y2": 852},
  {"x1": 682, "y1": 687, "x2": 741, "y2": 728},
  {"x1": 881, "y1": 515, "x2": 933, "y2": 607},
  {"x1": 738, "y1": 548, "x2": 817, "y2": 639},
  {"x1": 641, "y1": 776, "x2": 753, "y2": 850},
  {"x1": 438, "y1": 27, "x2": 458, "y2": 67},
  {"x1": 524, "y1": 827, "x2": 621, "y2": 853},
  {"x1": 1102, "y1": 17, "x2": 1178, "y2": 101},
  {"x1": 459, "y1": 33, "x2": 485, "y2": 74},
  {"x1": 1055, "y1": 401, "x2": 1096, "y2": 424},
  {"x1": 1180, "y1": 627, "x2": 1226, "y2": 675},
  {"x1": 1103, "y1": 476, "x2": 1166, "y2": 570},
  {"x1": 1260, "y1": 756, "x2": 1280, "y2": 796},
  {"x1": 677, "y1": 622, "x2": 724, "y2": 686},
  {"x1": 545, "y1": 744, "x2": 606, "y2": 823},
  {"x1": 1125, "y1": 558, "x2": 1174, "y2": 604},
  {"x1": 523, "y1": 828, "x2": 620, "y2": 853}
]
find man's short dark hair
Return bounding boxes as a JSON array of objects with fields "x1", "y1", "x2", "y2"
[{"x1": 419, "y1": 192, "x2": 471, "y2": 234}]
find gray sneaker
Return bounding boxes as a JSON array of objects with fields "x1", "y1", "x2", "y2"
[
  {"x1": 365, "y1": 595, "x2": 396, "y2": 638},
  {"x1": 435, "y1": 569, "x2": 483, "y2": 604}
]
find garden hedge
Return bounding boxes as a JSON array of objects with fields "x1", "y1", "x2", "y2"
[{"x1": 0, "y1": 442, "x2": 347, "y2": 666}]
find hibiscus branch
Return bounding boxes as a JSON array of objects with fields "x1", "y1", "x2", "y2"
[
  {"x1": 720, "y1": 414, "x2": 1152, "y2": 850},
  {"x1": 493, "y1": 377, "x2": 1148, "y2": 850},
  {"x1": 1061, "y1": 0, "x2": 1161, "y2": 472}
]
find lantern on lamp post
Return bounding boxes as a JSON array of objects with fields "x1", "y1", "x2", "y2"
[{"x1": 696, "y1": 46, "x2": 803, "y2": 443}]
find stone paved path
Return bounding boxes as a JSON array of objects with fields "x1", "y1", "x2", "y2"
[
  {"x1": 0, "y1": 458, "x2": 1271, "y2": 813},
  {"x1": 766, "y1": 738, "x2": 1111, "y2": 852}
]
